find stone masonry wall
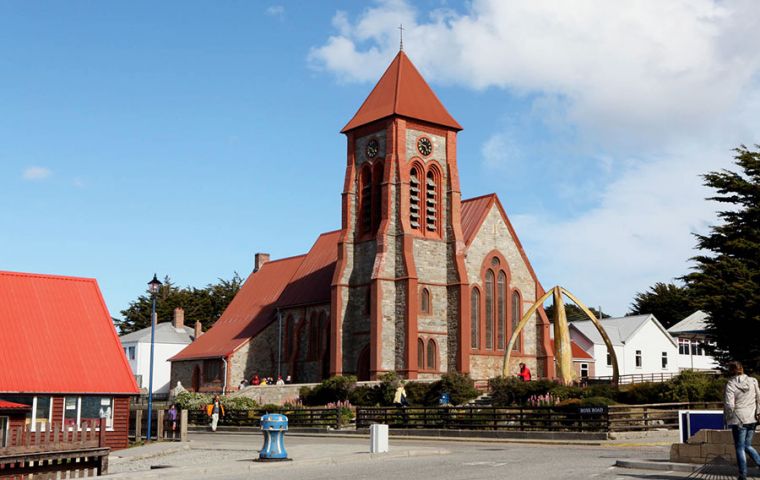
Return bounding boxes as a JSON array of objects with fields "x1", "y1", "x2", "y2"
[
  {"x1": 671, "y1": 429, "x2": 757, "y2": 464},
  {"x1": 465, "y1": 205, "x2": 539, "y2": 380}
]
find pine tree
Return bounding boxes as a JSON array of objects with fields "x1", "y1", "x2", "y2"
[
  {"x1": 115, "y1": 273, "x2": 243, "y2": 334},
  {"x1": 685, "y1": 146, "x2": 760, "y2": 370},
  {"x1": 628, "y1": 282, "x2": 695, "y2": 328}
]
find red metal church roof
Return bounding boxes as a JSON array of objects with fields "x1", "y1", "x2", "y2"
[
  {"x1": 341, "y1": 51, "x2": 462, "y2": 133},
  {"x1": 0, "y1": 271, "x2": 139, "y2": 394},
  {"x1": 171, "y1": 231, "x2": 342, "y2": 361},
  {"x1": 170, "y1": 255, "x2": 304, "y2": 361}
]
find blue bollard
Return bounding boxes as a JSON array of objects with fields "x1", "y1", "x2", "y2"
[{"x1": 259, "y1": 413, "x2": 289, "y2": 461}]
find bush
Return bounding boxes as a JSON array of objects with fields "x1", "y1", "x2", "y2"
[
  {"x1": 660, "y1": 370, "x2": 726, "y2": 403},
  {"x1": 617, "y1": 382, "x2": 668, "y2": 404},
  {"x1": 349, "y1": 384, "x2": 380, "y2": 406},
  {"x1": 174, "y1": 391, "x2": 258, "y2": 411},
  {"x1": 174, "y1": 391, "x2": 212, "y2": 410},
  {"x1": 489, "y1": 377, "x2": 557, "y2": 406},
  {"x1": 403, "y1": 381, "x2": 429, "y2": 406},
  {"x1": 300, "y1": 375, "x2": 357, "y2": 406},
  {"x1": 424, "y1": 373, "x2": 479, "y2": 406},
  {"x1": 222, "y1": 396, "x2": 259, "y2": 410}
]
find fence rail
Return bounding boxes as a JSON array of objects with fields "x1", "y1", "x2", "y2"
[
  {"x1": 356, "y1": 406, "x2": 609, "y2": 432},
  {"x1": 0, "y1": 420, "x2": 109, "y2": 478},
  {"x1": 187, "y1": 408, "x2": 342, "y2": 430},
  {"x1": 588, "y1": 371, "x2": 719, "y2": 385}
]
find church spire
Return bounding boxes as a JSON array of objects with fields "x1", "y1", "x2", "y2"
[{"x1": 341, "y1": 51, "x2": 462, "y2": 133}]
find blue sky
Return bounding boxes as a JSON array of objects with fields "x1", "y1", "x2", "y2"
[{"x1": 2, "y1": 1, "x2": 759, "y2": 318}]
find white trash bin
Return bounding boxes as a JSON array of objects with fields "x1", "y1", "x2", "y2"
[{"x1": 369, "y1": 423, "x2": 389, "y2": 453}]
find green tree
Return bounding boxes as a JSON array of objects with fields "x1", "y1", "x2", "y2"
[
  {"x1": 685, "y1": 146, "x2": 760, "y2": 371},
  {"x1": 628, "y1": 282, "x2": 695, "y2": 328},
  {"x1": 543, "y1": 303, "x2": 610, "y2": 322},
  {"x1": 116, "y1": 273, "x2": 243, "y2": 334}
]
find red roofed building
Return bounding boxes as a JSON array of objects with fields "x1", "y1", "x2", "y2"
[
  {"x1": 0, "y1": 271, "x2": 138, "y2": 450},
  {"x1": 170, "y1": 51, "x2": 555, "y2": 390}
]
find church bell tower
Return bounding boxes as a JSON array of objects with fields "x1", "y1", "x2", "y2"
[{"x1": 330, "y1": 51, "x2": 471, "y2": 380}]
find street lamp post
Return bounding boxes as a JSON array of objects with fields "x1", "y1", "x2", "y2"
[{"x1": 145, "y1": 274, "x2": 162, "y2": 442}]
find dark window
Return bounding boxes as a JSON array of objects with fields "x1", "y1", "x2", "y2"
[
  {"x1": 580, "y1": 363, "x2": 589, "y2": 378},
  {"x1": 635, "y1": 350, "x2": 642, "y2": 368},
  {"x1": 372, "y1": 161, "x2": 383, "y2": 233},
  {"x1": 485, "y1": 270, "x2": 494, "y2": 350},
  {"x1": 497, "y1": 271, "x2": 506, "y2": 349},
  {"x1": 420, "y1": 288, "x2": 430, "y2": 314},
  {"x1": 0, "y1": 416, "x2": 8, "y2": 447},
  {"x1": 427, "y1": 339, "x2": 437, "y2": 370},
  {"x1": 661, "y1": 352, "x2": 668, "y2": 369},
  {"x1": 512, "y1": 291, "x2": 522, "y2": 351},
  {"x1": 471, "y1": 288, "x2": 480, "y2": 349},
  {"x1": 417, "y1": 338, "x2": 425, "y2": 370},
  {"x1": 425, "y1": 170, "x2": 438, "y2": 232},
  {"x1": 409, "y1": 166, "x2": 421, "y2": 230},
  {"x1": 203, "y1": 359, "x2": 222, "y2": 382},
  {"x1": 359, "y1": 165, "x2": 372, "y2": 235},
  {"x1": 606, "y1": 351, "x2": 612, "y2": 366}
]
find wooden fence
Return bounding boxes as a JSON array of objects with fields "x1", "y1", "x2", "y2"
[
  {"x1": 356, "y1": 402, "x2": 723, "y2": 433},
  {"x1": 607, "y1": 402, "x2": 722, "y2": 431},
  {"x1": 0, "y1": 420, "x2": 109, "y2": 478},
  {"x1": 187, "y1": 408, "x2": 342, "y2": 430},
  {"x1": 128, "y1": 408, "x2": 188, "y2": 442},
  {"x1": 356, "y1": 406, "x2": 609, "y2": 432}
]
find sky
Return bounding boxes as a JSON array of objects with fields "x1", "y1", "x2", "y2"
[{"x1": 2, "y1": 0, "x2": 760, "y2": 319}]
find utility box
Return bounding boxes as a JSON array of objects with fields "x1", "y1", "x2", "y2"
[{"x1": 370, "y1": 423, "x2": 389, "y2": 453}]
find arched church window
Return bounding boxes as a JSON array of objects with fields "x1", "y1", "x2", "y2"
[
  {"x1": 497, "y1": 271, "x2": 506, "y2": 349},
  {"x1": 420, "y1": 288, "x2": 430, "y2": 314},
  {"x1": 359, "y1": 165, "x2": 372, "y2": 235},
  {"x1": 425, "y1": 169, "x2": 439, "y2": 233},
  {"x1": 308, "y1": 312, "x2": 319, "y2": 360},
  {"x1": 427, "y1": 339, "x2": 437, "y2": 370},
  {"x1": 512, "y1": 290, "x2": 522, "y2": 351},
  {"x1": 409, "y1": 166, "x2": 421, "y2": 230},
  {"x1": 371, "y1": 161, "x2": 383, "y2": 233},
  {"x1": 471, "y1": 288, "x2": 480, "y2": 349},
  {"x1": 485, "y1": 270, "x2": 494, "y2": 350},
  {"x1": 417, "y1": 338, "x2": 425, "y2": 370}
]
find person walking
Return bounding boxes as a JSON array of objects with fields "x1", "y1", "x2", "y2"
[
  {"x1": 166, "y1": 404, "x2": 178, "y2": 439},
  {"x1": 206, "y1": 394, "x2": 225, "y2": 432},
  {"x1": 724, "y1": 361, "x2": 760, "y2": 480}
]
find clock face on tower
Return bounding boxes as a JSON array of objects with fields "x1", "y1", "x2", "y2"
[
  {"x1": 366, "y1": 139, "x2": 379, "y2": 159},
  {"x1": 417, "y1": 137, "x2": 432, "y2": 156}
]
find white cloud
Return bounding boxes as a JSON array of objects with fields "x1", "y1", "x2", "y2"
[
  {"x1": 310, "y1": 0, "x2": 760, "y2": 146},
  {"x1": 22, "y1": 166, "x2": 52, "y2": 181},
  {"x1": 310, "y1": 0, "x2": 760, "y2": 313},
  {"x1": 266, "y1": 5, "x2": 285, "y2": 18}
]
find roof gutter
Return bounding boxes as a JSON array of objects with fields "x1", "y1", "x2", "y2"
[{"x1": 221, "y1": 357, "x2": 228, "y2": 395}]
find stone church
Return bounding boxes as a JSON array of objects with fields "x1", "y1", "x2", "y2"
[{"x1": 170, "y1": 51, "x2": 556, "y2": 391}]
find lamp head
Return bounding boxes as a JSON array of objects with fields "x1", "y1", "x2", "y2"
[{"x1": 148, "y1": 274, "x2": 162, "y2": 295}]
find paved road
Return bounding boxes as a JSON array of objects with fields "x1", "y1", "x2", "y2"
[{"x1": 109, "y1": 432, "x2": 694, "y2": 480}]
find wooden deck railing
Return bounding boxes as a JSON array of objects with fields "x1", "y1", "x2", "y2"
[{"x1": 0, "y1": 420, "x2": 109, "y2": 478}]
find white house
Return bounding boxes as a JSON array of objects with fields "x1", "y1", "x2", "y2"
[
  {"x1": 667, "y1": 310, "x2": 719, "y2": 371},
  {"x1": 119, "y1": 307, "x2": 199, "y2": 395},
  {"x1": 569, "y1": 314, "x2": 679, "y2": 380}
]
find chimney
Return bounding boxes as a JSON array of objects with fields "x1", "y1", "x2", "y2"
[
  {"x1": 194, "y1": 320, "x2": 203, "y2": 339},
  {"x1": 172, "y1": 307, "x2": 185, "y2": 330},
  {"x1": 254, "y1": 252, "x2": 270, "y2": 272}
]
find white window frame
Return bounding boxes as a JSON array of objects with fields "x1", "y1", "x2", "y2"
[
  {"x1": 64, "y1": 396, "x2": 114, "y2": 431},
  {"x1": 662, "y1": 352, "x2": 668, "y2": 369},
  {"x1": 30, "y1": 396, "x2": 53, "y2": 432},
  {"x1": 635, "y1": 350, "x2": 642, "y2": 368},
  {"x1": 0, "y1": 416, "x2": 8, "y2": 447},
  {"x1": 129, "y1": 346, "x2": 135, "y2": 360},
  {"x1": 580, "y1": 363, "x2": 589, "y2": 378}
]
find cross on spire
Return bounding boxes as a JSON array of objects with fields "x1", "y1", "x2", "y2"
[{"x1": 399, "y1": 24, "x2": 404, "y2": 51}]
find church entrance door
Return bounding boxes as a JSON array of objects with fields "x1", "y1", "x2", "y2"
[{"x1": 357, "y1": 345, "x2": 370, "y2": 381}]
